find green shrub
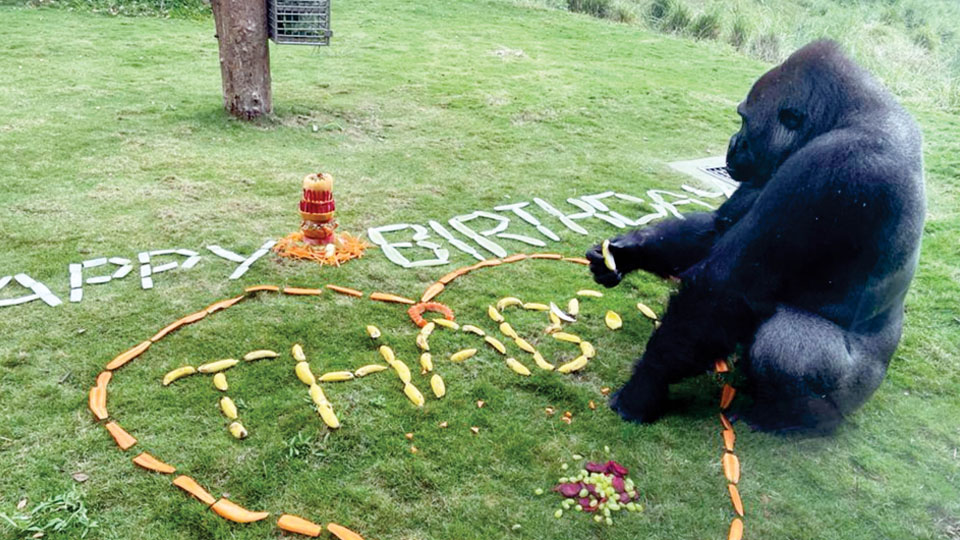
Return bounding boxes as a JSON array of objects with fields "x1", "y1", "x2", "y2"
[
  {"x1": 661, "y1": 1, "x2": 691, "y2": 33},
  {"x1": 690, "y1": 10, "x2": 722, "y2": 40},
  {"x1": 751, "y1": 31, "x2": 782, "y2": 62},
  {"x1": 568, "y1": 0, "x2": 610, "y2": 18},
  {"x1": 646, "y1": 0, "x2": 674, "y2": 22},
  {"x1": 608, "y1": 1, "x2": 636, "y2": 23},
  {"x1": 729, "y1": 13, "x2": 750, "y2": 49}
]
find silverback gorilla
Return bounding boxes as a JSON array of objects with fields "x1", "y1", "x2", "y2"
[{"x1": 586, "y1": 40, "x2": 925, "y2": 433}]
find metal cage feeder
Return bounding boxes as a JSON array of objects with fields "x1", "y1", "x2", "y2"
[{"x1": 268, "y1": 0, "x2": 332, "y2": 46}]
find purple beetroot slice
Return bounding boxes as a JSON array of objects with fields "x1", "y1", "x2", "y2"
[
  {"x1": 585, "y1": 462, "x2": 606, "y2": 473},
  {"x1": 578, "y1": 498, "x2": 596, "y2": 512},
  {"x1": 611, "y1": 475, "x2": 625, "y2": 493},
  {"x1": 557, "y1": 483, "x2": 582, "y2": 498},
  {"x1": 619, "y1": 492, "x2": 631, "y2": 504},
  {"x1": 606, "y1": 460, "x2": 629, "y2": 477}
]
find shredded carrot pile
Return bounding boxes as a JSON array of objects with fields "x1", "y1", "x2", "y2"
[{"x1": 273, "y1": 231, "x2": 372, "y2": 267}]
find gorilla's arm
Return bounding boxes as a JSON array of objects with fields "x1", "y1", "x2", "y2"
[{"x1": 586, "y1": 182, "x2": 761, "y2": 285}]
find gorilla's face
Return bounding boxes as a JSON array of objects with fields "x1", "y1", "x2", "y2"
[{"x1": 726, "y1": 59, "x2": 822, "y2": 184}]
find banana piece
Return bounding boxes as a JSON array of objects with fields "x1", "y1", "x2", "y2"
[
  {"x1": 420, "y1": 321, "x2": 436, "y2": 337},
  {"x1": 213, "y1": 373, "x2": 228, "y2": 391},
  {"x1": 355, "y1": 364, "x2": 388, "y2": 377},
  {"x1": 461, "y1": 324, "x2": 485, "y2": 336},
  {"x1": 487, "y1": 305, "x2": 505, "y2": 323},
  {"x1": 162, "y1": 366, "x2": 196, "y2": 386},
  {"x1": 577, "y1": 289, "x2": 603, "y2": 298},
  {"x1": 317, "y1": 402, "x2": 340, "y2": 429},
  {"x1": 579, "y1": 341, "x2": 596, "y2": 358},
  {"x1": 379, "y1": 345, "x2": 396, "y2": 364},
  {"x1": 366, "y1": 325, "x2": 381, "y2": 339},
  {"x1": 553, "y1": 332, "x2": 582, "y2": 344},
  {"x1": 558, "y1": 355, "x2": 588, "y2": 374},
  {"x1": 506, "y1": 357, "x2": 532, "y2": 376},
  {"x1": 391, "y1": 360, "x2": 412, "y2": 385},
  {"x1": 484, "y1": 336, "x2": 507, "y2": 355},
  {"x1": 295, "y1": 362, "x2": 316, "y2": 385},
  {"x1": 404, "y1": 383, "x2": 426, "y2": 407},
  {"x1": 198, "y1": 359, "x2": 238, "y2": 374},
  {"x1": 450, "y1": 348, "x2": 478, "y2": 362},
  {"x1": 228, "y1": 422, "x2": 248, "y2": 439},
  {"x1": 523, "y1": 302, "x2": 549, "y2": 311},
  {"x1": 430, "y1": 374, "x2": 446, "y2": 398},
  {"x1": 636, "y1": 302, "x2": 659, "y2": 321},
  {"x1": 309, "y1": 384, "x2": 327, "y2": 407},
  {"x1": 243, "y1": 350, "x2": 278, "y2": 361},
  {"x1": 496, "y1": 297, "x2": 523, "y2": 311},
  {"x1": 318, "y1": 371, "x2": 355, "y2": 382},
  {"x1": 432, "y1": 318, "x2": 459, "y2": 330},
  {"x1": 292, "y1": 344, "x2": 306, "y2": 361},
  {"x1": 220, "y1": 396, "x2": 238, "y2": 419},
  {"x1": 605, "y1": 310, "x2": 623, "y2": 330},
  {"x1": 419, "y1": 353, "x2": 433, "y2": 373},
  {"x1": 601, "y1": 239, "x2": 617, "y2": 272},
  {"x1": 499, "y1": 322, "x2": 518, "y2": 339},
  {"x1": 532, "y1": 351, "x2": 555, "y2": 371},
  {"x1": 416, "y1": 333, "x2": 430, "y2": 351},
  {"x1": 514, "y1": 337, "x2": 536, "y2": 354},
  {"x1": 567, "y1": 298, "x2": 580, "y2": 317}
]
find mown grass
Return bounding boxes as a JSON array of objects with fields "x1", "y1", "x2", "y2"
[{"x1": 0, "y1": 2, "x2": 958, "y2": 540}]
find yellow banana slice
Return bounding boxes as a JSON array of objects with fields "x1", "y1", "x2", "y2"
[
  {"x1": 198, "y1": 359, "x2": 238, "y2": 374},
  {"x1": 558, "y1": 355, "x2": 588, "y2": 374},
  {"x1": 162, "y1": 366, "x2": 196, "y2": 386},
  {"x1": 404, "y1": 383, "x2": 425, "y2": 407},
  {"x1": 228, "y1": 421, "x2": 248, "y2": 439},
  {"x1": 292, "y1": 344, "x2": 306, "y2": 362},
  {"x1": 419, "y1": 353, "x2": 433, "y2": 373},
  {"x1": 496, "y1": 297, "x2": 523, "y2": 311},
  {"x1": 295, "y1": 362, "x2": 316, "y2": 385},
  {"x1": 605, "y1": 310, "x2": 623, "y2": 330},
  {"x1": 430, "y1": 374, "x2": 446, "y2": 398},
  {"x1": 213, "y1": 373, "x2": 228, "y2": 391},
  {"x1": 487, "y1": 305, "x2": 505, "y2": 323},
  {"x1": 355, "y1": 364, "x2": 388, "y2": 377},
  {"x1": 220, "y1": 396, "x2": 238, "y2": 419},
  {"x1": 506, "y1": 357, "x2": 532, "y2": 376},
  {"x1": 243, "y1": 350, "x2": 278, "y2": 361},
  {"x1": 318, "y1": 371, "x2": 355, "y2": 382},
  {"x1": 450, "y1": 348, "x2": 478, "y2": 362},
  {"x1": 484, "y1": 336, "x2": 507, "y2": 355}
]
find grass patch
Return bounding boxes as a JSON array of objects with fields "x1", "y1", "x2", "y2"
[{"x1": 0, "y1": 2, "x2": 958, "y2": 540}]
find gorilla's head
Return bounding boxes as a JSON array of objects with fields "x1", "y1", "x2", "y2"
[{"x1": 726, "y1": 40, "x2": 865, "y2": 183}]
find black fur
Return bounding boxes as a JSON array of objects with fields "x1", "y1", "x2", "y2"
[{"x1": 587, "y1": 40, "x2": 925, "y2": 433}]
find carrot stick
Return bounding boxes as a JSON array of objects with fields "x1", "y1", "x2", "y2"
[
  {"x1": 327, "y1": 523, "x2": 366, "y2": 540},
  {"x1": 530, "y1": 253, "x2": 563, "y2": 260},
  {"x1": 421, "y1": 282, "x2": 444, "y2": 303},
  {"x1": 277, "y1": 514, "x2": 323, "y2": 537},
  {"x1": 369, "y1": 292, "x2": 416, "y2": 305},
  {"x1": 210, "y1": 498, "x2": 269, "y2": 523},
  {"x1": 502, "y1": 253, "x2": 528, "y2": 263},
  {"x1": 326, "y1": 284, "x2": 364, "y2": 297},
  {"x1": 283, "y1": 287, "x2": 324, "y2": 296},
  {"x1": 720, "y1": 384, "x2": 736, "y2": 409},
  {"x1": 728, "y1": 484, "x2": 744, "y2": 517},
  {"x1": 133, "y1": 452, "x2": 176, "y2": 474},
  {"x1": 105, "y1": 341, "x2": 151, "y2": 370},
  {"x1": 205, "y1": 295, "x2": 244, "y2": 314},
  {"x1": 173, "y1": 475, "x2": 216, "y2": 505},
  {"x1": 105, "y1": 421, "x2": 137, "y2": 451},
  {"x1": 245, "y1": 284, "x2": 280, "y2": 293}
]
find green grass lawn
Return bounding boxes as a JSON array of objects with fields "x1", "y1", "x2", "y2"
[{"x1": 1, "y1": 2, "x2": 959, "y2": 539}]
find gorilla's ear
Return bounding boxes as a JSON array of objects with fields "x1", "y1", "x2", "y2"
[{"x1": 778, "y1": 107, "x2": 805, "y2": 130}]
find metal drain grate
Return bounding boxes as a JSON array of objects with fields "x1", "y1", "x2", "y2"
[{"x1": 667, "y1": 156, "x2": 738, "y2": 198}]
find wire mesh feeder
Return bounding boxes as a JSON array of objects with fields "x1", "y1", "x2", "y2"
[{"x1": 268, "y1": 0, "x2": 332, "y2": 46}]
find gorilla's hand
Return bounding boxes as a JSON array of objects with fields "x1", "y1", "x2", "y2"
[{"x1": 586, "y1": 237, "x2": 632, "y2": 287}]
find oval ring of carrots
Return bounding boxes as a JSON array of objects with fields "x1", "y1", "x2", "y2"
[{"x1": 407, "y1": 302, "x2": 455, "y2": 328}]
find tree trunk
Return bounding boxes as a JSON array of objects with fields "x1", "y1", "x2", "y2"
[{"x1": 210, "y1": 0, "x2": 272, "y2": 120}]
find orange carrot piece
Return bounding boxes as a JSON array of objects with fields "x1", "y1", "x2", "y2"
[
  {"x1": 563, "y1": 257, "x2": 590, "y2": 265},
  {"x1": 96, "y1": 370, "x2": 112, "y2": 388},
  {"x1": 437, "y1": 269, "x2": 462, "y2": 285},
  {"x1": 180, "y1": 309, "x2": 208, "y2": 325},
  {"x1": 283, "y1": 287, "x2": 324, "y2": 296},
  {"x1": 105, "y1": 421, "x2": 137, "y2": 451},
  {"x1": 133, "y1": 452, "x2": 176, "y2": 474},
  {"x1": 327, "y1": 522, "x2": 366, "y2": 540},
  {"x1": 714, "y1": 359, "x2": 730, "y2": 373},
  {"x1": 105, "y1": 341, "x2": 151, "y2": 370},
  {"x1": 150, "y1": 319, "x2": 185, "y2": 342},
  {"x1": 530, "y1": 253, "x2": 563, "y2": 260},
  {"x1": 421, "y1": 282, "x2": 444, "y2": 303},
  {"x1": 369, "y1": 292, "x2": 416, "y2": 305},
  {"x1": 277, "y1": 514, "x2": 323, "y2": 537},
  {"x1": 502, "y1": 253, "x2": 528, "y2": 263},
  {"x1": 89, "y1": 387, "x2": 108, "y2": 421},
  {"x1": 722, "y1": 429, "x2": 736, "y2": 452},
  {"x1": 326, "y1": 284, "x2": 364, "y2": 298},
  {"x1": 474, "y1": 258, "x2": 503, "y2": 268},
  {"x1": 173, "y1": 475, "x2": 216, "y2": 505},
  {"x1": 210, "y1": 498, "x2": 270, "y2": 523},
  {"x1": 245, "y1": 284, "x2": 280, "y2": 293},
  {"x1": 728, "y1": 484, "x2": 744, "y2": 517},
  {"x1": 205, "y1": 295, "x2": 244, "y2": 314},
  {"x1": 719, "y1": 413, "x2": 733, "y2": 431},
  {"x1": 720, "y1": 384, "x2": 736, "y2": 409},
  {"x1": 728, "y1": 517, "x2": 743, "y2": 540},
  {"x1": 722, "y1": 452, "x2": 741, "y2": 484}
]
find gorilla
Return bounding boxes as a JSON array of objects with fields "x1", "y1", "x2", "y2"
[{"x1": 586, "y1": 40, "x2": 925, "y2": 433}]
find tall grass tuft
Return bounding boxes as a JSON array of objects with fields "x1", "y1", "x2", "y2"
[
  {"x1": 568, "y1": 0, "x2": 610, "y2": 18},
  {"x1": 661, "y1": 1, "x2": 691, "y2": 34},
  {"x1": 690, "y1": 10, "x2": 722, "y2": 40},
  {"x1": 729, "y1": 13, "x2": 750, "y2": 50}
]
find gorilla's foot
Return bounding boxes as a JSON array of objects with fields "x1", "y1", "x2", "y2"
[
  {"x1": 609, "y1": 381, "x2": 668, "y2": 424},
  {"x1": 740, "y1": 398, "x2": 843, "y2": 436}
]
